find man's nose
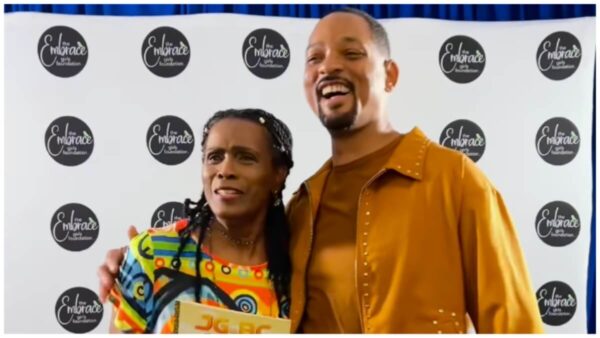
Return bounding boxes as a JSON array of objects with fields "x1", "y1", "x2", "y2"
[{"x1": 319, "y1": 53, "x2": 343, "y2": 75}]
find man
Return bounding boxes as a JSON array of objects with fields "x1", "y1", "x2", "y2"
[{"x1": 98, "y1": 8, "x2": 543, "y2": 333}]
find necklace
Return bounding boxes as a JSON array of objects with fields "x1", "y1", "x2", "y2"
[{"x1": 207, "y1": 224, "x2": 256, "y2": 247}]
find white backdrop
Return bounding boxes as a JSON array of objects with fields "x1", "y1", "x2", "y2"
[{"x1": 4, "y1": 12, "x2": 595, "y2": 333}]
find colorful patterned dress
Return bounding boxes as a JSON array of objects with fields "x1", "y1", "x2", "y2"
[{"x1": 109, "y1": 219, "x2": 289, "y2": 333}]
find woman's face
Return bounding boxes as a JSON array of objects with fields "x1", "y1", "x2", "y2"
[{"x1": 202, "y1": 118, "x2": 284, "y2": 224}]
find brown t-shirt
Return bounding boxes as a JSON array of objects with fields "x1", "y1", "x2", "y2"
[{"x1": 301, "y1": 135, "x2": 403, "y2": 333}]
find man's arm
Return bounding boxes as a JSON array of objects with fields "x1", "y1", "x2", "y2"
[{"x1": 457, "y1": 156, "x2": 544, "y2": 333}]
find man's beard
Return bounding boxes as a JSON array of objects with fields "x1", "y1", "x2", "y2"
[{"x1": 317, "y1": 100, "x2": 358, "y2": 132}]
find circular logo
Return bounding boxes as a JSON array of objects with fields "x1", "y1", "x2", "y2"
[
  {"x1": 45, "y1": 116, "x2": 94, "y2": 166},
  {"x1": 50, "y1": 203, "x2": 99, "y2": 251},
  {"x1": 537, "y1": 31, "x2": 582, "y2": 80},
  {"x1": 38, "y1": 26, "x2": 88, "y2": 78},
  {"x1": 242, "y1": 28, "x2": 290, "y2": 79},
  {"x1": 536, "y1": 117, "x2": 580, "y2": 165},
  {"x1": 535, "y1": 201, "x2": 580, "y2": 247},
  {"x1": 151, "y1": 201, "x2": 186, "y2": 228},
  {"x1": 146, "y1": 115, "x2": 195, "y2": 165},
  {"x1": 439, "y1": 35, "x2": 485, "y2": 83},
  {"x1": 439, "y1": 119, "x2": 486, "y2": 162},
  {"x1": 55, "y1": 287, "x2": 104, "y2": 333},
  {"x1": 142, "y1": 26, "x2": 191, "y2": 77},
  {"x1": 536, "y1": 281, "x2": 577, "y2": 326}
]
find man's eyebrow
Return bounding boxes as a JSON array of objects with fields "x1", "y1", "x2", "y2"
[
  {"x1": 306, "y1": 42, "x2": 321, "y2": 52},
  {"x1": 306, "y1": 37, "x2": 363, "y2": 52},
  {"x1": 341, "y1": 36, "x2": 362, "y2": 44},
  {"x1": 205, "y1": 146, "x2": 259, "y2": 154}
]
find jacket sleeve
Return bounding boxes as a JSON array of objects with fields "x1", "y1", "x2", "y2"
[{"x1": 457, "y1": 155, "x2": 544, "y2": 333}]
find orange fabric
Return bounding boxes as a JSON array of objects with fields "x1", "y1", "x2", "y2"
[
  {"x1": 302, "y1": 136, "x2": 401, "y2": 333},
  {"x1": 286, "y1": 127, "x2": 543, "y2": 333}
]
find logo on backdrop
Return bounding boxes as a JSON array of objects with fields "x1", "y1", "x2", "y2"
[
  {"x1": 55, "y1": 287, "x2": 103, "y2": 333},
  {"x1": 439, "y1": 119, "x2": 486, "y2": 162},
  {"x1": 536, "y1": 117, "x2": 580, "y2": 165},
  {"x1": 142, "y1": 26, "x2": 191, "y2": 77},
  {"x1": 439, "y1": 35, "x2": 485, "y2": 83},
  {"x1": 51, "y1": 203, "x2": 99, "y2": 251},
  {"x1": 146, "y1": 115, "x2": 194, "y2": 165},
  {"x1": 535, "y1": 201, "x2": 580, "y2": 247},
  {"x1": 536, "y1": 281, "x2": 577, "y2": 326},
  {"x1": 242, "y1": 28, "x2": 290, "y2": 79},
  {"x1": 151, "y1": 201, "x2": 186, "y2": 228},
  {"x1": 45, "y1": 116, "x2": 94, "y2": 166},
  {"x1": 537, "y1": 31, "x2": 582, "y2": 80},
  {"x1": 38, "y1": 26, "x2": 88, "y2": 78}
]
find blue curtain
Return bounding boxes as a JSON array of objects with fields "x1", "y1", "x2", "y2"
[
  {"x1": 4, "y1": 3, "x2": 596, "y2": 333},
  {"x1": 3, "y1": 4, "x2": 596, "y2": 20}
]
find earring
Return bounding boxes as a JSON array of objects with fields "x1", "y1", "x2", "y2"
[{"x1": 272, "y1": 190, "x2": 281, "y2": 207}]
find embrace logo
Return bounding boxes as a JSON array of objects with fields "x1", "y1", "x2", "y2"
[
  {"x1": 45, "y1": 116, "x2": 94, "y2": 166},
  {"x1": 536, "y1": 117, "x2": 580, "y2": 165},
  {"x1": 535, "y1": 201, "x2": 580, "y2": 247},
  {"x1": 242, "y1": 28, "x2": 290, "y2": 79},
  {"x1": 439, "y1": 119, "x2": 486, "y2": 162},
  {"x1": 142, "y1": 26, "x2": 191, "y2": 77},
  {"x1": 55, "y1": 287, "x2": 103, "y2": 333},
  {"x1": 537, "y1": 31, "x2": 582, "y2": 80},
  {"x1": 38, "y1": 26, "x2": 88, "y2": 77},
  {"x1": 536, "y1": 281, "x2": 577, "y2": 326},
  {"x1": 51, "y1": 203, "x2": 99, "y2": 251},
  {"x1": 146, "y1": 115, "x2": 195, "y2": 165},
  {"x1": 439, "y1": 35, "x2": 485, "y2": 83}
]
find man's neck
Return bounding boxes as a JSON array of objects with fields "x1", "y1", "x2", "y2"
[{"x1": 330, "y1": 118, "x2": 400, "y2": 166}]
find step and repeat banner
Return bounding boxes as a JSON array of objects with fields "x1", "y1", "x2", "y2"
[{"x1": 4, "y1": 12, "x2": 594, "y2": 333}]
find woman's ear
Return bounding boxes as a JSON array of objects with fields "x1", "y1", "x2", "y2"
[{"x1": 273, "y1": 166, "x2": 288, "y2": 193}]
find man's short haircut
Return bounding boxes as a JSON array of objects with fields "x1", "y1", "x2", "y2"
[{"x1": 331, "y1": 7, "x2": 391, "y2": 58}]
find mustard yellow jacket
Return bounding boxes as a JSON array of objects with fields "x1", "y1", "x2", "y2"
[{"x1": 286, "y1": 127, "x2": 544, "y2": 333}]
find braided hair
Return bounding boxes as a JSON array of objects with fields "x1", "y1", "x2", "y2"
[{"x1": 172, "y1": 108, "x2": 294, "y2": 313}]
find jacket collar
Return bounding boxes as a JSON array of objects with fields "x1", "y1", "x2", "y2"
[
  {"x1": 303, "y1": 126, "x2": 431, "y2": 188},
  {"x1": 383, "y1": 127, "x2": 430, "y2": 181}
]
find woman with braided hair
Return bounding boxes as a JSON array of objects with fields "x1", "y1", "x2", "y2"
[{"x1": 108, "y1": 108, "x2": 294, "y2": 333}]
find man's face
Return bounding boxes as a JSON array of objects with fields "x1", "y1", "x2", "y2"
[{"x1": 304, "y1": 12, "x2": 391, "y2": 133}]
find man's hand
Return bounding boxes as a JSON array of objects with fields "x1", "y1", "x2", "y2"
[{"x1": 97, "y1": 225, "x2": 139, "y2": 303}]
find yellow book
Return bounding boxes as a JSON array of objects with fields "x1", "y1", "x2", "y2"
[{"x1": 174, "y1": 301, "x2": 291, "y2": 334}]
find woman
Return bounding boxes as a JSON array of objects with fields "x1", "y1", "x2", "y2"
[{"x1": 109, "y1": 108, "x2": 294, "y2": 333}]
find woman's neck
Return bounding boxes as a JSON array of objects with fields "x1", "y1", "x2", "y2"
[{"x1": 194, "y1": 218, "x2": 267, "y2": 266}]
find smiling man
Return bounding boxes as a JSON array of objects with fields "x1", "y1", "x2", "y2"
[{"x1": 285, "y1": 8, "x2": 544, "y2": 333}]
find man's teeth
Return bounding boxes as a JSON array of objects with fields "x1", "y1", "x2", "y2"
[{"x1": 321, "y1": 84, "x2": 350, "y2": 96}]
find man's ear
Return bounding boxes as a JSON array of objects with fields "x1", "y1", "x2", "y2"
[{"x1": 384, "y1": 59, "x2": 399, "y2": 92}]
